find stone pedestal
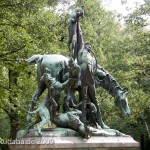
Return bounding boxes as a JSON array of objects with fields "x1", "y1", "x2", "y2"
[
  {"x1": 9, "y1": 136, "x2": 139, "y2": 150},
  {"x1": 9, "y1": 128, "x2": 140, "y2": 150}
]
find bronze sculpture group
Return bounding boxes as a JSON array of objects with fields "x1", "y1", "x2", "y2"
[{"x1": 24, "y1": 7, "x2": 131, "y2": 139}]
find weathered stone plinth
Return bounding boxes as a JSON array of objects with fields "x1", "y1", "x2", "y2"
[
  {"x1": 9, "y1": 128, "x2": 140, "y2": 150},
  {"x1": 9, "y1": 136, "x2": 139, "y2": 150}
]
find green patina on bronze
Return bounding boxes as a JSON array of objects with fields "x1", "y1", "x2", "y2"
[{"x1": 23, "y1": 7, "x2": 131, "y2": 139}]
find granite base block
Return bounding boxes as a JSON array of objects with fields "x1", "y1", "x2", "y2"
[{"x1": 9, "y1": 136, "x2": 140, "y2": 150}]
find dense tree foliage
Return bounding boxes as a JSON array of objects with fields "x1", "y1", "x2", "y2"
[
  {"x1": 0, "y1": 0, "x2": 68, "y2": 140},
  {"x1": 0, "y1": 0, "x2": 149, "y2": 149}
]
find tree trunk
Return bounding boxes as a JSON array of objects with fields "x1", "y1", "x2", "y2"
[
  {"x1": 140, "y1": 134, "x2": 144, "y2": 150},
  {"x1": 9, "y1": 112, "x2": 19, "y2": 140},
  {"x1": 144, "y1": 119, "x2": 150, "y2": 141},
  {"x1": 8, "y1": 69, "x2": 19, "y2": 140}
]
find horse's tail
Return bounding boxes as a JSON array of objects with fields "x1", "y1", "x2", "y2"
[{"x1": 26, "y1": 54, "x2": 43, "y2": 65}]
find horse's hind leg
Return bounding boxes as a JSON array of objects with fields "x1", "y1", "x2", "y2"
[
  {"x1": 27, "y1": 83, "x2": 46, "y2": 123},
  {"x1": 31, "y1": 83, "x2": 47, "y2": 104}
]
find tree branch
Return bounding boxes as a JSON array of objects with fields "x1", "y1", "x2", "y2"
[
  {"x1": 0, "y1": 58, "x2": 26, "y2": 62},
  {"x1": 2, "y1": 108, "x2": 9, "y2": 114},
  {"x1": 0, "y1": 19, "x2": 25, "y2": 29},
  {"x1": 0, "y1": 3, "x2": 22, "y2": 8},
  {"x1": 5, "y1": 18, "x2": 25, "y2": 28},
  {"x1": 0, "y1": 83, "x2": 13, "y2": 92},
  {"x1": 0, "y1": 45, "x2": 26, "y2": 58}
]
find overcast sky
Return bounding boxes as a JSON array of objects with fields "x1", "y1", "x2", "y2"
[
  {"x1": 101, "y1": 0, "x2": 150, "y2": 29},
  {"x1": 56, "y1": 0, "x2": 146, "y2": 16},
  {"x1": 100, "y1": 0, "x2": 145, "y2": 16}
]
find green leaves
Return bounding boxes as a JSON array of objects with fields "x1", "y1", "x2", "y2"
[{"x1": 0, "y1": 0, "x2": 64, "y2": 139}]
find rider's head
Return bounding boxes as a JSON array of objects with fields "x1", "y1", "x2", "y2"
[{"x1": 84, "y1": 42, "x2": 92, "y2": 52}]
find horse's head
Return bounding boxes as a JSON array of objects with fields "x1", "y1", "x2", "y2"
[{"x1": 115, "y1": 90, "x2": 130, "y2": 117}]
